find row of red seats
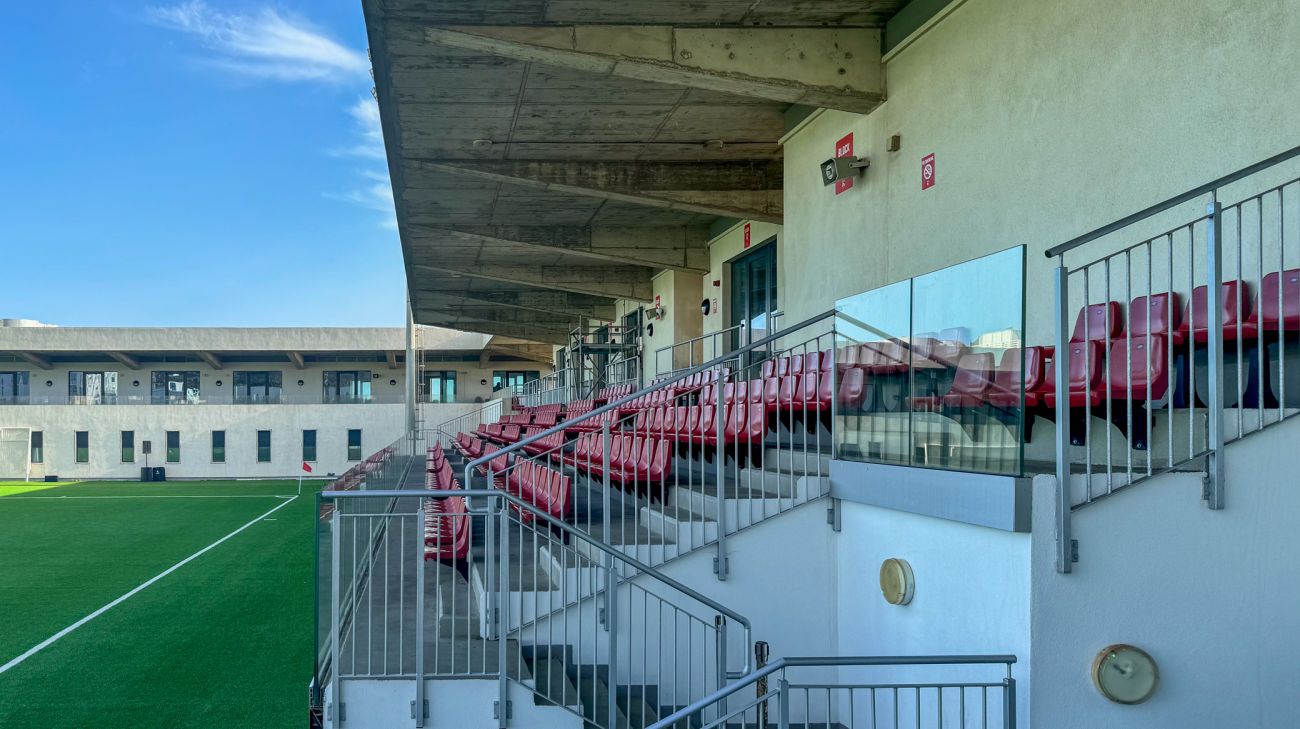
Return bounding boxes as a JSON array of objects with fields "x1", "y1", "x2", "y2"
[
  {"x1": 424, "y1": 443, "x2": 469, "y2": 562},
  {"x1": 1071, "y1": 272, "x2": 1300, "y2": 346},
  {"x1": 556, "y1": 433, "x2": 672, "y2": 493},
  {"x1": 503, "y1": 459, "x2": 572, "y2": 524}
]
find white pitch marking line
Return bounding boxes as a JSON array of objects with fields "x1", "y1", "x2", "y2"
[{"x1": 0, "y1": 494, "x2": 298, "y2": 676}]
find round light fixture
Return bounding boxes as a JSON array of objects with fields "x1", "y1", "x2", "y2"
[
  {"x1": 389, "y1": 379, "x2": 398, "y2": 386},
  {"x1": 701, "y1": 298, "x2": 711, "y2": 316},
  {"x1": 215, "y1": 380, "x2": 223, "y2": 387},
  {"x1": 1092, "y1": 644, "x2": 1158, "y2": 704},
  {"x1": 297, "y1": 380, "x2": 305, "y2": 387},
  {"x1": 45, "y1": 380, "x2": 54, "y2": 388},
  {"x1": 879, "y1": 558, "x2": 915, "y2": 606}
]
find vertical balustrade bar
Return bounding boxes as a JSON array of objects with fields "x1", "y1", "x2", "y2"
[
  {"x1": 1053, "y1": 263, "x2": 1074, "y2": 572},
  {"x1": 715, "y1": 362, "x2": 729, "y2": 580},
  {"x1": 329, "y1": 506, "x2": 343, "y2": 725},
  {"x1": 602, "y1": 422, "x2": 613, "y2": 631},
  {"x1": 413, "y1": 506, "x2": 425, "y2": 725},
  {"x1": 496, "y1": 501, "x2": 510, "y2": 728},
  {"x1": 1206, "y1": 200, "x2": 1226, "y2": 509}
]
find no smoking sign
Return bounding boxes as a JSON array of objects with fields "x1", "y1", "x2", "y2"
[{"x1": 921, "y1": 153, "x2": 936, "y2": 190}]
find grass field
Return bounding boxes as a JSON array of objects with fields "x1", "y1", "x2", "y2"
[{"x1": 0, "y1": 479, "x2": 325, "y2": 728}]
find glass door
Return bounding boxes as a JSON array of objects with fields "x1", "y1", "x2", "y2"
[{"x1": 729, "y1": 242, "x2": 778, "y2": 359}]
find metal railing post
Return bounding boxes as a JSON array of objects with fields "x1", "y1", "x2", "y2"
[
  {"x1": 1004, "y1": 676, "x2": 1017, "y2": 729},
  {"x1": 601, "y1": 422, "x2": 613, "y2": 630},
  {"x1": 413, "y1": 504, "x2": 425, "y2": 726},
  {"x1": 1053, "y1": 263, "x2": 1074, "y2": 573},
  {"x1": 329, "y1": 507, "x2": 343, "y2": 726},
  {"x1": 496, "y1": 499, "x2": 510, "y2": 728},
  {"x1": 1205, "y1": 200, "x2": 1226, "y2": 509},
  {"x1": 606, "y1": 564, "x2": 619, "y2": 729},
  {"x1": 714, "y1": 616, "x2": 729, "y2": 722},
  {"x1": 777, "y1": 677, "x2": 790, "y2": 729},
  {"x1": 714, "y1": 362, "x2": 729, "y2": 580}
]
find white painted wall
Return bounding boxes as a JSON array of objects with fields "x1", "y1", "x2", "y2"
[
  {"x1": 779, "y1": 0, "x2": 1300, "y2": 344},
  {"x1": 1028, "y1": 415, "x2": 1300, "y2": 728},
  {"x1": 834, "y1": 499, "x2": 1032, "y2": 720}
]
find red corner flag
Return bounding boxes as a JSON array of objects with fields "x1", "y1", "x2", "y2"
[{"x1": 302, "y1": 462, "x2": 313, "y2": 473}]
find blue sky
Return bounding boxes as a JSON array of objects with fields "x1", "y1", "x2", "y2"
[{"x1": 0, "y1": 1, "x2": 405, "y2": 327}]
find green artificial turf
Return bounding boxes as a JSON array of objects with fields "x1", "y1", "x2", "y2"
[{"x1": 0, "y1": 479, "x2": 326, "y2": 728}]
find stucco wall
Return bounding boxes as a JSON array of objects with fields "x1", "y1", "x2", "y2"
[
  {"x1": 835, "y1": 500, "x2": 1032, "y2": 719},
  {"x1": 781, "y1": 0, "x2": 1300, "y2": 344},
  {"x1": 1028, "y1": 416, "x2": 1300, "y2": 728}
]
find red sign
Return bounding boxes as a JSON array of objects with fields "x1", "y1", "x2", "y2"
[
  {"x1": 302, "y1": 462, "x2": 313, "y2": 473},
  {"x1": 654, "y1": 294, "x2": 661, "y2": 307},
  {"x1": 835, "y1": 133, "x2": 854, "y2": 195},
  {"x1": 743, "y1": 223, "x2": 751, "y2": 248},
  {"x1": 921, "y1": 153, "x2": 936, "y2": 190}
]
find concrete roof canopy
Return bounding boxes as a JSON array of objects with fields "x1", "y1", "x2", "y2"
[{"x1": 363, "y1": 0, "x2": 905, "y2": 345}]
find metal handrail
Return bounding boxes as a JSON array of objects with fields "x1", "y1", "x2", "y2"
[
  {"x1": 321, "y1": 486, "x2": 753, "y2": 663},
  {"x1": 649, "y1": 654, "x2": 1018, "y2": 729},
  {"x1": 654, "y1": 324, "x2": 742, "y2": 364},
  {"x1": 1045, "y1": 143, "x2": 1300, "y2": 259},
  {"x1": 464, "y1": 308, "x2": 837, "y2": 481},
  {"x1": 430, "y1": 398, "x2": 505, "y2": 440}
]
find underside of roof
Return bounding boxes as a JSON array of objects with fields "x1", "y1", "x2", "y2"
[{"x1": 364, "y1": 0, "x2": 908, "y2": 345}]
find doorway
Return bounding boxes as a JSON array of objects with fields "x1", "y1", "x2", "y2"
[{"x1": 729, "y1": 241, "x2": 778, "y2": 358}]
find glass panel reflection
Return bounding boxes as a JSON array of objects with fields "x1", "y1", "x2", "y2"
[{"x1": 834, "y1": 247, "x2": 1026, "y2": 476}]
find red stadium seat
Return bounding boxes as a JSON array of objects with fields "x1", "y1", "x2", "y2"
[{"x1": 1071, "y1": 302, "x2": 1123, "y2": 343}]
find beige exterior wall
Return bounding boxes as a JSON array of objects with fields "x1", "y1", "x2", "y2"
[{"x1": 780, "y1": 0, "x2": 1300, "y2": 344}]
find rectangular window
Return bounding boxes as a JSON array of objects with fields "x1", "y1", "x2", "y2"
[
  {"x1": 166, "y1": 431, "x2": 180, "y2": 463},
  {"x1": 492, "y1": 370, "x2": 540, "y2": 394},
  {"x1": 30, "y1": 431, "x2": 43, "y2": 464},
  {"x1": 323, "y1": 371, "x2": 372, "y2": 404},
  {"x1": 121, "y1": 431, "x2": 135, "y2": 463},
  {"x1": 233, "y1": 371, "x2": 283, "y2": 404},
  {"x1": 257, "y1": 430, "x2": 272, "y2": 463},
  {"x1": 74, "y1": 431, "x2": 89, "y2": 464},
  {"x1": 0, "y1": 371, "x2": 30, "y2": 405},
  {"x1": 151, "y1": 371, "x2": 201, "y2": 405},
  {"x1": 346, "y1": 429, "x2": 362, "y2": 461},
  {"x1": 68, "y1": 371, "x2": 119, "y2": 405},
  {"x1": 211, "y1": 431, "x2": 226, "y2": 463},
  {"x1": 425, "y1": 370, "x2": 457, "y2": 403},
  {"x1": 302, "y1": 430, "x2": 317, "y2": 462}
]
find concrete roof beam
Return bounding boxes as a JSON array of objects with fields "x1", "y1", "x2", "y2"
[
  {"x1": 412, "y1": 159, "x2": 783, "y2": 222},
  {"x1": 424, "y1": 25, "x2": 885, "y2": 114},
  {"x1": 411, "y1": 224, "x2": 710, "y2": 273},
  {"x1": 412, "y1": 261, "x2": 653, "y2": 302}
]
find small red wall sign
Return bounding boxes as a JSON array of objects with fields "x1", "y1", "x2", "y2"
[
  {"x1": 921, "y1": 153, "x2": 936, "y2": 190},
  {"x1": 835, "y1": 133, "x2": 854, "y2": 195},
  {"x1": 743, "y1": 223, "x2": 751, "y2": 248}
]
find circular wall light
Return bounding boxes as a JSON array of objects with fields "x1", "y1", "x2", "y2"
[
  {"x1": 879, "y1": 558, "x2": 915, "y2": 606},
  {"x1": 389, "y1": 379, "x2": 398, "y2": 386},
  {"x1": 1092, "y1": 644, "x2": 1159, "y2": 704},
  {"x1": 297, "y1": 380, "x2": 305, "y2": 387},
  {"x1": 215, "y1": 380, "x2": 223, "y2": 387},
  {"x1": 132, "y1": 380, "x2": 141, "y2": 388},
  {"x1": 646, "y1": 323, "x2": 655, "y2": 337},
  {"x1": 480, "y1": 379, "x2": 488, "y2": 386},
  {"x1": 701, "y1": 298, "x2": 711, "y2": 316},
  {"x1": 45, "y1": 380, "x2": 54, "y2": 388}
]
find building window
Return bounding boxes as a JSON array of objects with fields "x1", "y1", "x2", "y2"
[
  {"x1": 211, "y1": 431, "x2": 226, "y2": 463},
  {"x1": 347, "y1": 429, "x2": 362, "y2": 461},
  {"x1": 425, "y1": 371, "x2": 457, "y2": 403},
  {"x1": 74, "y1": 431, "x2": 89, "y2": 463},
  {"x1": 30, "y1": 431, "x2": 43, "y2": 464},
  {"x1": 323, "y1": 371, "x2": 372, "y2": 404},
  {"x1": 121, "y1": 431, "x2": 135, "y2": 463},
  {"x1": 0, "y1": 371, "x2": 30, "y2": 405},
  {"x1": 302, "y1": 430, "x2": 317, "y2": 462},
  {"x1": 166, "y1": 431, "x2": 180, "y2": 463},
  {"x1": 68, "y1": 371, "x2": 119, "y2": 405},
  {"x1": 257, "y1": 430, "x2": 272, "y2": 463},
  {"x1": 152, "y1": 371, "x2": 201, "y2": 405},
  {"x1": 492, "y1": 370, "x2": 539, "y2": 394},
  {"x1": 233, "y1": 371, "x2": 283, "y2": 404}
]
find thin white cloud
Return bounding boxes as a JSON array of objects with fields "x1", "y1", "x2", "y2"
[
  {"x1": 327, "y1": 170, "x2": 398, "y2": 230},
  {"x1": 148, "y1": 1, "x2": 368, "y2": 83},
  {"x1": 341, "y1": 97, "x2": 387, "y2": 160}
]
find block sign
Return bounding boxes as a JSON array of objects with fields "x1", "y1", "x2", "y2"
[
  {"x1": 743, "y1": 223, "x2": 752, "y2": 248},
  {"x1": 921, "y1": 153, "x2": 936, "y2": 190},
  {"x1": 835, "y1": 133, "x2": 854, "y2": 195}
]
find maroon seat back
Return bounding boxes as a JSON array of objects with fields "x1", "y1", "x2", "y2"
[{"x1": 1071, "y1": 302, "x2": 1123, "y2": 343}]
